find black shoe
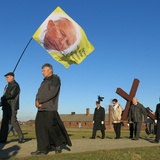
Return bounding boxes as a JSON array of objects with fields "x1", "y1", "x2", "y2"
[
  {"x1": 55, "y1": 146, "x2": 62, "y2": 154},
  {"x1": 150, "y1": 140, "x2": 159, "y2": 143},
  {"x1": 31, "y1": 150, "x2": 47, "y2": 155},
  {"x1": 18, "y1": 139, "x2": 25, "y2": 143},
  {"x1": 90, "y1": 137, "x2": 95, "y2": 139}
]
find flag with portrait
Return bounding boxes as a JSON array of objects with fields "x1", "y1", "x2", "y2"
[{"x1": 32, "y1": 6, "x2": 94, "y2": 68}]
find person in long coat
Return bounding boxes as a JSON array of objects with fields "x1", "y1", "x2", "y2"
[
  {"x1": 91, "y1": 101, "x2": 105, "y2": 139},
  {"x1": 31, "y1": 63, "x2": 72, "y2": 155}
]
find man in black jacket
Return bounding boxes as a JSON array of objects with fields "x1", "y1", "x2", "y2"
[
  {"x1": 91, "y1": 101, "x2": 105, "y2": 139},
  {"x1": 128, "y1": 97, "x2": 147, "y2": 140},
  {"x1": 0, "y1": 72, "x2": 24, "y2": 143},
  {"x1": 152, "y1": 103, "x2": 160, "y2": 143},
  {"x1": 31, "y1": 63, "x2": 72, "y2": 155}
]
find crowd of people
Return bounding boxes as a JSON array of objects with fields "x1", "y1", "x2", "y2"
[
  {"x1": 90, "y1": 96, "x2": 160, "y2": 145},
  {"x1": 0, "y1": 63, "x2": 159, "y2": 156}
]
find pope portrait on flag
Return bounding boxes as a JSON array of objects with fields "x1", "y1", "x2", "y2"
[{"x1": 33, "y1": 6, "x2": 94, "y2": 68}]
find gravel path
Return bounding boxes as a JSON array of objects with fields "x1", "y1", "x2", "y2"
[{"x1": 0, "y1": 137, "x2": 159, "y2": 159}]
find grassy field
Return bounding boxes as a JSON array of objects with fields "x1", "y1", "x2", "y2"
[
  {"x1": 7, "y1": 125, "x2": 160, "y2": 160},
  {"x1": 8, "y1": 124, "x2": 150, "y2": 140}
]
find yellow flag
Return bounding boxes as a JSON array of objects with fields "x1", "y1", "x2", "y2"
[{"x1": 32, "y1": 6, "x2": 94, "y2": 68}]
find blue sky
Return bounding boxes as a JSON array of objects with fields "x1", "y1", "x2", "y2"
[{"x1": 0, "y1": 0, "x2": 160, "y2": 121}]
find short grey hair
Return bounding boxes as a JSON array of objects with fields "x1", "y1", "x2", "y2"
[
  {"x1": 42, "y1": 63, "x2": 53, "y2": 72},
  {"x1": 133, "y1": 97, "x2": 138, "y2": 100}
]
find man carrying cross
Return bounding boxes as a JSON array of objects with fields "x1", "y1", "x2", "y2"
[{"x1": 128, "y1": 97, "x2": 147, "y2": 140}]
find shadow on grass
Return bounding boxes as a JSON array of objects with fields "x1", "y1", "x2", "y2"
[
  {"x1": 0, "y1": 142, "x2": 20, "y2": 159},
  {"x1": 68, "y1": 134, "x2": 74, "y2": 137},
  {"x1": 81, "y1": 136, "x2": 114, "y2": 139},
  {"x1": 10, "y1": 138, "x2": 33, "y2": 143},
  {"x1": 23, "y1": 132, "x2": 28, "y2": 135},
  {"x1": 105, "y1": 136, "x2": 113, "y2": 139},
  {"x1": 0, "y1": 138, "x2": 33, "y2": 159},
  {"x1": 140, "y1": 136, "x2": 155, "y2": 143}
]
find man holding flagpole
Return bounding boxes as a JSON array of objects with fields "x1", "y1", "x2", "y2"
[
  {"x1": 0, "y1": 72, "x2": 24, "y2": 143},
  {"x1": 31, "y1": 63, "x2": 72, "y2": 155}
]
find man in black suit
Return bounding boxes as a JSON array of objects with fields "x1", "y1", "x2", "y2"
[
  {"x1": 91, "y1": 101, "x2": 105, "y2": 139},
  {"x1": 152, "y1": 103, "x2": 160, "y2": 143}
]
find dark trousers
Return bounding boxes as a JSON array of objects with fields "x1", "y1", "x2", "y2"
[
  {"x1": 133, "y1": 122, "x2": 142, "y2": 139},
  {"x1": 35, "y1": 111, "x2": 64, "y2": 151},
  {"x1": 92, "y1": 127, "x2": 105, "y2": 138},
  {"x1": 129, "y1": 123, "x2": 135, "y2": 138},
  {"x1": 0, "y1": 108, "x2": 11, "y2": 142},
  {"x1": 113, "y1": 123, "x2": 121, "y2": 138},
  {"x1": 155, "y1": 121, "x2": 160, "y2": 141},
  {"x1": 11, "y1": 110, "x2": 23, "y2": 140},
  {"x1": 0, "y1": 109, "x2": 23, "y2": 142}
]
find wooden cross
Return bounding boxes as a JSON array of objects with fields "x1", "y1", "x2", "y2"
[
  {"x1": 116, "y1": 78, "x2": 140, "y2": 120},
  {"x1": 116, "y1": 78, "x2": 155, "y2": 120}
]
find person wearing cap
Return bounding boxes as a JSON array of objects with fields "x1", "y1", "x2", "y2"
[
  {"x1": 31, "y1": 63, "x2": 72, "y2": 155},
  {"x1": 90, "y1": 101, "x2": 106, "y2": 139},
  {"x1": 0, "y1": 72, "x2": 24, "y2": 143}
]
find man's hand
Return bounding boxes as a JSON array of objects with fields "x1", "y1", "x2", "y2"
[
  {"x1": 35, "y1": 100, "x2": 42, "y2": 108},
  {"x1": 101, "y1": 121, "x2": 104, "y2": 124},
  {"x1": 155, "y1": 120, "x2": 157, "y2": 124}
]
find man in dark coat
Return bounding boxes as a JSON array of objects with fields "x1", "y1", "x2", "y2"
[
  {"x1": 152, "y1": 103, "x2": 160, "y2": 143},
  {"x1": 0, "y1": 72, "x2": 24, "y2": 143},
  {"x1": 31, "y1": 63, "x2": 72, "y2": 156},
  {"x1": 91, "y1": 101, "x2": 105, "y2": 139},
  {"x1": 128, "y1": 97, "x2": 147, "y2": 140}
]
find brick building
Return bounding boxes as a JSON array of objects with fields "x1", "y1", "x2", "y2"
[
  {"x1": 25, "y1": 106, "x2": 147, "y2": 130},
  {"x1": 60, "y1": 106, "x2": 146, "y2": 130}
]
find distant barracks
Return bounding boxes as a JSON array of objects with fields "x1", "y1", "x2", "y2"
[{"x1": 25, "y1": 106, "x2": 147, "y2": 130}]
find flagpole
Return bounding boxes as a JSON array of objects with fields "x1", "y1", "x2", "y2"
[{"x1": 13, "y1": 37, "x2": 33, "y2": 73}]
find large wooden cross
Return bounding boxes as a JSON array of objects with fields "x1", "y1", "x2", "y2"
[
  {"x1": 116, "y1": 78, "x2": 139, "y2": 120},
  {"x1": 116, "y1": 78, "x2": 155, "y2": 121}
]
